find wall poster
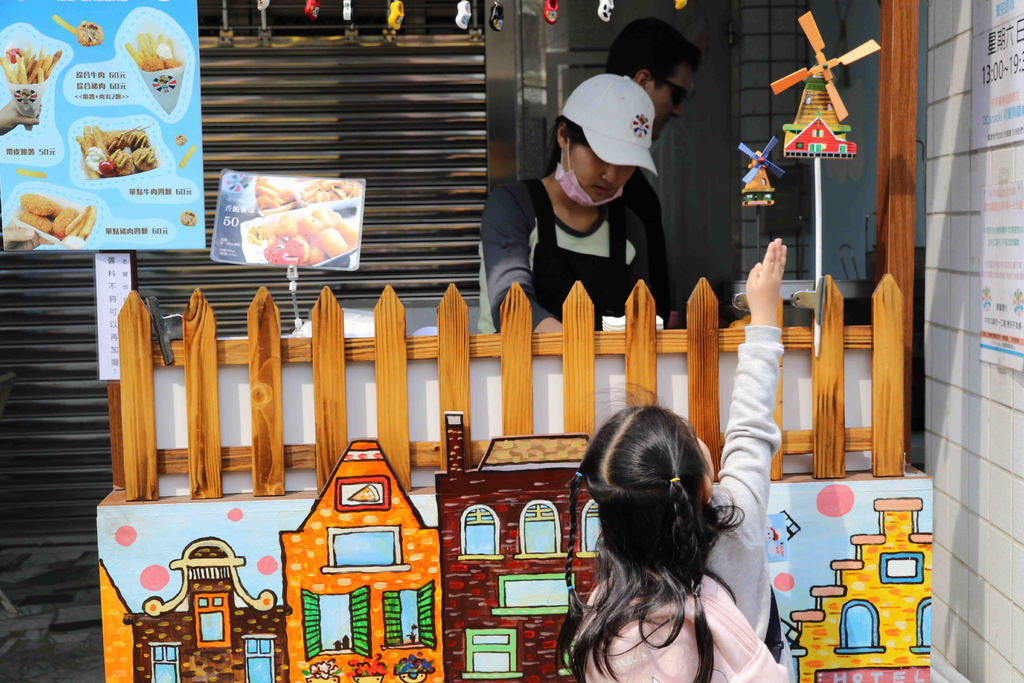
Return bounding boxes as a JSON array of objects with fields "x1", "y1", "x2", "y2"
[
  {"x1": 0, "y1": 0, "x2": 205, "y2": 252},
  {"x1": 981, "y1": 181, "x2": 1024, "y2": 369},
  {"x1": 971, "y1": 0, "x2": 1024, "y2": 148}
]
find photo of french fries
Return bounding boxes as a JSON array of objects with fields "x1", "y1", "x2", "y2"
[
  {"x1": 125, "y1": 32, "x2": 183, "y2": 72},
  {"x1": 3, "y1": 193, "x2": 96, "y2": 250},
  {"x1": 255, "y1": 176, "x2": 301, "y2": 215},
  {"x1": 255, "y1": 177, "x2": 366, "y2": 216},
  {"x1": 1, "y1": 44, "x2": 61, "y2": 85},
  {"x1": 246, "y1": 205, "x2": 361, "y2": 267},
  {"x1": 297, "y1": 178, "x2": 364, "y2": 206},
  {"x1": 124, "y1": 29, "x2": 186, "y2": 115},
  {"x1": 75, "y1": 125, "x2": 159, "y2": 179}
]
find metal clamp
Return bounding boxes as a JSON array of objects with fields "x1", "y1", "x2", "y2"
[
  {"x1": 791, "y1": 277, "x2": 825, "y2": 356},
  {"x1": 143, "y1": 296, "x2": 183, "y2": 366}
]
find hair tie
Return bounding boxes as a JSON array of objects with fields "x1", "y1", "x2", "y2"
[
  {"x1": 668, "y1": 477, "x2": 681, "y2": 483},
  {"x1": 574, "y1": 471, "x2": 583, "y2": 479}
]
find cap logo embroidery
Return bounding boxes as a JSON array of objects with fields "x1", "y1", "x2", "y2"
[{"x1": 632, "y1": 113, "x2": 650, "y2": 138}]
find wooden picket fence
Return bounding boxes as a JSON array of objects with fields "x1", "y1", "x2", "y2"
[{"x1": 113, "y1": 275, "x2": 905, "y2": 501}]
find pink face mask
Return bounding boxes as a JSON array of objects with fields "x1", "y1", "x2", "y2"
[{"x1": 554, "y1": 144, "x2": 623, "y2": 207}]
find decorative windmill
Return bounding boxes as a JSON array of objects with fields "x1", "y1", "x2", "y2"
[
  {"x1": 739, "y1": 136, "x2": 784, "y2": 206},
  {"x1": 770, "y1": 11, "x2": 879, "y2": 159}
]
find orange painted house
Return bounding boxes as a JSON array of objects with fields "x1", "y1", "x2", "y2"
[{"x1": 282, "y1": 441, "x2": 443, "y2": 683}]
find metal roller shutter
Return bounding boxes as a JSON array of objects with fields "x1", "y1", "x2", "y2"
[{"x1": 0, "y1": 4, "x2": 485, "y2": 543}]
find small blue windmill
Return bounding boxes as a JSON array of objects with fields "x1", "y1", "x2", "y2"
[{"x1": 738, "y1": 136, "x2": 784, "y2": 206}]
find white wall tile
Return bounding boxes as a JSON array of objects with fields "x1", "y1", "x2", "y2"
[
  {"x1": 969, "y1": 275, "x2": 982, "y2": 337},
  {"x1": 1014, "y1": 478, "x2": 1024, "y2": 540},
  {"x1": 989, "y1": 465, "x2": 1015, "y2": 534},
  {"x1": 932, "y1": 381, "x2": 952, "y2": 449},
  {"x1": 947, "y1": 385, "x2": 966, "y2": 448},
  {"x1": 1014, "y1": 412, "x2": 1024, "y2": 477},
  {"x1": 969, "y1": 213, "x2": 983, "y2": 272},
  {"x1": 987, "y1": 648, "x2": 1014, "y2": 683},
  {"x1": 1013, "y1": 604, "x2": 1024, "y2": 672},
  {"x1": 951, "y1": 215, "x2": 971, "y2": 272},
  {"x1": 929, "y1": 155, "x2": 954, "y2": 213},
  {"x1": 949, "y1": 275, "x2": 972, "y2": 339},
  {"x1": 927, "y1": 215, "x2": 951, "y2": 269},
  {"x1": 951, "y1": 154, "x2": 972, "y2": 212},
  {"x1": 971, "y1": 149, "x2": 987, "y2": 213},
  {"x1": 1015, "y1": 541, "x2": 1024, "y2": 611},
  {"x1": 933, "y1": 0, "x2": 953, "y2": 45},
  {"x1": 985, "y1": 401, "x2": 1015, "y2": 471},
  {"x1": 967, "y1": 386, "x2": 983, "y2": 453},
  {"x1": 967, "y1": 625, "x2": 988, "y2": 682},
  {"x1": 950, "y1": 31, "x2": 972, "y2": 96},
  {"x1": 965, "y1": 449, "x2": 982, "y2": 514},
  {"x1": 989, "y1": 587, "x2": 1014, "y2": 660},
  {"x1": 988, "y1": 365, "x2": 1015, "y2": 407},
  {"x1": 933, "y1": 541, "x2": 952, "y2": 603},
  {"x1": 987, "y1": 527, "x2": 1014, "y2": 600},
  {"x1": 935, "y1": 489, "x2": 953, "y2": 548},
  {"x1": 1013, "y1": 370, "x2": 1024, "y2": 412},
  {"x1": 976, "y1": 455, "x2": 991, "y2": 519},
  {"x1": 951, "y1": 0, "x2": 971, "y2": 36}
]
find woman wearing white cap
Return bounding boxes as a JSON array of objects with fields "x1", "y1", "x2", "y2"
[{"x1": 478, "y1": 74, "x2": 659, "y2": 333}]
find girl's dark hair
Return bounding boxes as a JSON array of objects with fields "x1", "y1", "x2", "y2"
[
  {"x1": 556, "y1": 404, "x2": 742, "y2": 683},
  {"x1": 545, "y1": 116, "x2": 590, "y2": 175}
]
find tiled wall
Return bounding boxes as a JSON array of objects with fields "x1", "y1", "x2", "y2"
[{"x1": 925, "y1": 1, "x2": 1024, "y2": 681}]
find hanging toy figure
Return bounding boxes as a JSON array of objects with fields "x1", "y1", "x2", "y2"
[
  {"x1": 675, "y1": 0, "x2": 687, "y2": 8},
  {"x1": 489, "y1": 0, "x2": 503, "y2": 30},
  {"x1": 343, "y1": 0, "x2": 352, "y2": 21},
  {"x1": 597, "y1": 0, "x2": 613, "y2": 22},
  {"x1": 304, "y1": 0, "x2": 320, "y2": 19},
  {"x1": 388, "y1": 0, "x2": 405, "y2": 29},
  {"x1": 544, "y1": 0, "x2": 558, "y2": 24},
  {"x1": 456, "y1": 0, "x2": 472, "y2": 29},
  {"x1": 257, "y1": 0, "x2": 270, "y2": 10},
  {"x1": 738, "y1": 136, "x2": 784, "y2": 206}
]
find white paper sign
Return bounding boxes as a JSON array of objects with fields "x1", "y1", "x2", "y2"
[
  {"x1": 95, "y1": 253, "x2": 133, "y2": 380},
  {"x1": 980, "y1": 182, "x2": 1024, "y2": 369},
  {"x1": 971, "y1": 4, "x2": 1024, "y2": 148}
]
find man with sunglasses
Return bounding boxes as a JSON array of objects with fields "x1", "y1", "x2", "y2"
[{"x1": 606, "y1": 18, "x2": 700, "y2": 326}]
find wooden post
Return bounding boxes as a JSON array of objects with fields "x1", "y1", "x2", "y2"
[
  {"x1": 183, "y1": 289, "x2": 222, "y2": 499},
  {"x1": 438, "y1": 284, "x2": 471, "y2": 466},
  {"x1": 247, "y1": 287, "x2": 285, "y2": 496},
  {"x1": 312, "y1": 287, "x2": 348, "y2": 490},
  {"x1": 625, "y1": 280, "x2": 657, "y2": 398},
  {"x1": 877, "y1": 0, "x2": 918, "y2": 462},
  {"x1": 562, "y1": 282, "x2": 595, "y2": 434},
  {"x1": 107, "y1": 382, "x2": 125, "y2": 490},
  {"x1": 687, "y1": 279, "x2": 723, "y2": 474},
  {"x1": 812, "y1": 276, "x2": 846, "y2": 479},
  {"x1": 117, "y1": 292, "x2": 158, "y2": 501},
  {"x1": 499, "y1": 283, "x2": 533, "y2": 435},
  {"x1": 771, "y1": 297, "x2": 784, "y2": 480},
  {"x1": 872, "y1": 275, "x2": 905, "y2": 476},
  {"x1": 375, "y1": 286, "x2": 411, "y2": 490}
]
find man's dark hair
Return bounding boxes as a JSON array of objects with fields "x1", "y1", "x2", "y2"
[{"x1": 605, "y1": 17, "x2": 701, "y2": 81}]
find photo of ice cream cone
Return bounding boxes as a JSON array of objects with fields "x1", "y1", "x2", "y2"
[{"x1": 1, "y1": 38, "x2": 62, "y2": 131}]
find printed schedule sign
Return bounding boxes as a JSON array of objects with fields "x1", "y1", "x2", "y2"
[
  {"x1": 981, "y1": 182, "x2": 1024, "y2": 369},
  {"x1": 0, "y1": 1, "x2": 205, "y2": 252},
  {"x1": 971, "y1": 1, "x2": 1024, "y2": 148}
]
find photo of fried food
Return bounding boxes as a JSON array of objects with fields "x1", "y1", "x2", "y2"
[
  {"x1": 254, "y1": 176, "x2": 300, "y2": 215},
  {"x1": 1, "y1": 44, "x2": 62, "y2": 85},
  {"x1": 20, "y1": 193, "x2": 60, "y2": 217},
  {"x1": 175, "y1": 135, "x2": 187, "y2": 146},
  {"x1": 75, "y1": 124, "x2": 158, "y2": 179},
  {"x1": 76, "y1": 22, "x2": 104, "y2": 47},
  {"x1": 7, "y1": 193, "x2": 96, "y2": 248},
  {"x1": 298, "y1": 178, "x2": 364, "y2": 205},
  {"x1": 181, "y1": 211, "x2": 197, "y2": 227},
  {"x1": 125, "y1": 33, "x2": 183, "y2": 72},
  {"x1": 53, "y1": 207, "x2": 78, "y2": 234},
  {"x1": 256, "y1": 206, "x2": 361, "y2": 266}
]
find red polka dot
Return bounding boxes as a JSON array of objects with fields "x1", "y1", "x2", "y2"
[
  {"x1": 257, "y1": 556, "x2": 278, "y2": 575},
  {"x1": 816, "y1": 484, "x2": 855, "y2": 517},
  {"x1": 774, "y1": 573, "x2": 795, "y2": 592},
  {"x1": 140, "y1": 565, "x2": 169, "y2": 591},
  {"x1": 227, "y1": 508, "x2": 243, "y2": 522},
  {"x1": 115, "y1": 526, "x2": 137, "y2": 547}
]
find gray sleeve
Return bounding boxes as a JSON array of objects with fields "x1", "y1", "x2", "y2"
[{"x1": 480, "y1": 183, "x2": 557, "y2": 331}]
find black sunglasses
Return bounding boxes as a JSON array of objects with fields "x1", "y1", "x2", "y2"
[{"x1": 656, "y1": 77, "x2": 689, "y2": 106}]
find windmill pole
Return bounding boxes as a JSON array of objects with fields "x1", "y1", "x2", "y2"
[{"x1": 814, "y1": 157, "x2": 822, "y2": 284}]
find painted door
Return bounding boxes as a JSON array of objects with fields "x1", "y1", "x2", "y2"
[{"x1": 245, "y1": 636, "x2": 275, "y2": 683}]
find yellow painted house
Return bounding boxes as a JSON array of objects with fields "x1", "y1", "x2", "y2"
[
  {"x1": 282, "y1": 440, "x2": 443, "y2": 683},
  {"x1": 790, "y1": 498, "x2": 931, "y2": 683}
]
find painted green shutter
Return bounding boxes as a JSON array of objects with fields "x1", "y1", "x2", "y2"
[
  {"x1": 383, "y1": 591, "x2": 403, "y2": 645},
  {"x1": 416, "y1": 581, "x2": 436, "y2": 649},
  {"x1": 301, "y1": 589, "x2": 322, "y2": 660},
  {"x1": 350, "y1": 586, "x2": 371, "y2": 656}
]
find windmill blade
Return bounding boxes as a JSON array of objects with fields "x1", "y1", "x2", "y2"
[
  {"x1": 770, "y1": 67, "x2": 810, "y2": 94},
  {"x1": 738, "y1": 141, "x2": 757, "y2": 159},
  {"x1": 742, "y1": 165, "x2": 761, "y2": 185},
  {"x1": 762, "y1": 136, "x2": 778, "y2": 156},
  {"x1": 798, "y1": 11, "x2": 826, "y2": 54},
  {"x1": 825, "y1": 79, "x2": 849, "y2": 121},
  {"x1": 764, "y1": 159, "x2": 785, "y2": 178},
  {"x1": 837, "y1": 39, "x2": 880, "y2": 65}
]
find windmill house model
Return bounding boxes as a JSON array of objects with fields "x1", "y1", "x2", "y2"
[{"x1": 739, "y1": 136, "x2": 784, "y2": 206}]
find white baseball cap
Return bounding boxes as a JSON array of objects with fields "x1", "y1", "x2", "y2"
[{"x1": 562, "y1": 73, "x2": 658, "y2": 176}]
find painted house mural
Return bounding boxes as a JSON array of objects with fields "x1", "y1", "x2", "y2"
[
  {"x1": 435, "y1": 413, "x2": 597, "y2": 682},
  {"x1": 282, "y1": 440, "x2": 443, "y2": 683}
]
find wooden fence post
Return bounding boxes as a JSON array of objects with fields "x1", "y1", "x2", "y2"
[
  {"x1": 772, "y1": 297, "x2": 785, "y2": 480},
  {"x1": 183, "y1": 289, "x2": 222, "y2": 499},
  {"x1": 500, "y1": 283, "x2": 533, "y2": 435},
  {"x1": 562, "y1": 282, "x2": 595, "y2": 434},
  {"x1": 438, "y1": 284, "x2": 471, "y2": 467},
  {"x1": 872, "y1": 274, "x2": 904, "y2": 476},
  {"x1": 312, "y1": 287, "x2": 348, "y2": 490},
  {"x1": 687, "y1": 279, "x2": 723, "y2": 474},
  {"x1": 375, "y1": 286, "x2": 411, "y2": 489},
  {"x1": 248, "y1": 287, "x2": 285, "y2": 496},
  {"x1": 118, "y1": 292, "x2": 158, "y2": 501},
  {"x1": 812, "y1": 276, "x2": 846, "y2": 479},
  {"x1": 625, "y1": 280, "x2": 657, "y2": 398}
]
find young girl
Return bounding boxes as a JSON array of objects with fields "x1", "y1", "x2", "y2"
[{"x1": 557, "y1": 239, "x2": 791, "y2": 683}]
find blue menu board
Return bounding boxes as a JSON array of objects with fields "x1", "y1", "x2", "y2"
[{"x1": 0, "y1": 1, "x2": 205, "y2": 252}]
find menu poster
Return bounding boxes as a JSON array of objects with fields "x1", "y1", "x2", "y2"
[
  {"x1": 211, "y1": 170, "x2": 367, "y2": 271},
  {"x1": 0, "y1": 1, "x2": 205, "y2": 252},
  {"x1": 980, "y1": 181, "x2": 1024, "y2": 370}
]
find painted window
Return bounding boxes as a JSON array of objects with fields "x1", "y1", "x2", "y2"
[
  {"x1": 839, "y1": 144, "x2": 847, "y2": 154},
  {"x1": 244, "y1": 636, "x2": 275, "y2": 683},
  {"x1": 383, "y1": 581, "x2": 436, "y2": 648},
  {"x1": 813, "y1": 128, "x2": 823, "y2": 138},
  {"x1": 461, "y1": 505, "x2": 499, "y2": 556},
  {"x1": 880, "y1": 552, "x2": 924, "y2": 583},
  {"x1": 151, "y1": 644, "x2": 181, "y2": 683},
  {"x1": 519, "y1": 501, "x2": 559, "y2": 555},
  {"x1": 836, "y1": 600, "x2": 885, "y2": 654},
  {"x1": 582, "y1": 501, "x2": 600, "y2": 553},
  {"x1": 912, "y1": 599, "x2": 931, "y2": 653},
  {"x1": 493, "y1": 573, "x2": 571, "y2": 615},
  {"x1": 327, "y1": 526, "x2": 406, "y2": 571},
  {"x1": 464, "y1": 628, "x2": 522, "y2": 679},
  {"x1": 195, "y1": 592, "x2": 229, "y2": 647},
  {"x1": 335, "y1": 475, "x2": 391, "y2": 512},
  {"x1": 302, "y1": 586, "x2": 371, "y2": 659}
]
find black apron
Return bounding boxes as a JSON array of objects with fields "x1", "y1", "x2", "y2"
[{"x1": 524, "y1": 179, "x2": 635, "y2": 330}]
